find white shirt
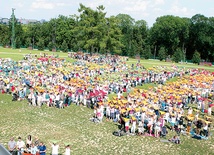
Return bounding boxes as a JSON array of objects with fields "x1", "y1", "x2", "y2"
[
  {"x1": 17, "y1": 140, "x2": 25, "y2": 149},
  {"x1": 204, "y1": 125, "x2": 208, "y2": 130},
  {"x1": 65, "y1": 148, "x2": 70, "y2": 155},
  {"x1": 52, "y1": 144, "x2": 59, "y2": 154}
]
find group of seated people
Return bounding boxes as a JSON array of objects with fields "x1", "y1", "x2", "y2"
[{"x1": 7, "y1": 135, "x2": 70, "y2": 155}]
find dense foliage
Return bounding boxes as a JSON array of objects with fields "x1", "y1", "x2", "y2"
[{"x1": 0, "y1": 4, "x2": 214, "y2": 61}]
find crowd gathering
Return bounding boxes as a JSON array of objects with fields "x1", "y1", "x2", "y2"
[
  {"x1": 7, "y1": 135, "x2": 70, "y2": 155},
  {"x1": 0, "y1": 52, "x2": 185, "y2": 109},
  {"x1": 0, "y1": 51, "x2": 214, "y2": 152}
]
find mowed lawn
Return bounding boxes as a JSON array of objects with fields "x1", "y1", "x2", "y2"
[
  {"x1": 0, "y1": 46, "x2": 214, "y2": 71},
  {"x1": 0, "y1": 47, "x2": 214, "y2": 154}
]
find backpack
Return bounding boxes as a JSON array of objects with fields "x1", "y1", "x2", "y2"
[{"x1": 113, "y1": 130, "x2": 125, "y2": 137}]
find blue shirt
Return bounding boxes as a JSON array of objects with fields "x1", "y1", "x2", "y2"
[{"x1": 38, "y1": 145, "x2": 46, "y2": 155}]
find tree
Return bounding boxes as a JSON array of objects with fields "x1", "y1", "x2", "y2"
[
  {"x1": 192, "y1": 51, "x2": 201, "y2": 64},
  {"x1": 116, "y1": 14, "x2": 135, "y2": 56},
  {"x1": 142, "y1": 45, "x2": 152, "y2": 59},
  {"x1": 37, "y1": 38, "x2": 45, "y2": 51},
  {"x1": 188, "y1": 14, "x2": 213, "y2": 61},
  {"x1": 104, "y1": 16, "x2": 123, "y2": 54},
  {"x1": 9, "y1": 15, "x2": 24, "y2": 48},
  {"x1": 149, "y1": 15, "x2": 189, "y2": 57},
  {"x1": 73, "y1": 4, "x2": 107, "y2": 53},
  {"x1": 48, "y1": 42, "x2": 54, "y2": 51},
  {"x1": 61, "y1": 40, "x2": 68, "y2": 52},
  {"x1": 172, "y1": 48, "x2": 183, "y2": 63},
  {"x1": 0, "y1": 24, "x2": 10, "y2": 46},
  {"x1": 24, "y1": 23, "x2": 42, "y2": 49},
  {"x1": 158, "y1": 47, "x2": 167, "y2": 61},
  {"x1": 133, "y1": 20, "x2": 148, "y2": 57}
]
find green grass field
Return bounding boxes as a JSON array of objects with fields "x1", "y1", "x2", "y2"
[
  {"x1": 0, "y1": 47, "x2": 214, "y2": 154},
  {"x1": 1, "y1": 46, "x2": 214, "y2": 71}
]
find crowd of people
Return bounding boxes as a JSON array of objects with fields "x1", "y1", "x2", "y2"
[
  {"x1": 1, "y1": 52, "x2": 214, "y2": 150},
  {"x1": 0, "y1": 52, "x2": 185, "y2": 109},
  {"x1": 8, "y1": 135, "x2": 70, "y2": 155},
  {"x1": 92, "y1": 70, "x2": 214, "y2": 141}
]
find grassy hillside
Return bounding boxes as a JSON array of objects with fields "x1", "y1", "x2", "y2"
[
  {"x1": 0, "y1": 94, "x2": 214, "y2": 155},
  {"x1": 0, "y1": 47, "x2": 214, "y2": 71}
]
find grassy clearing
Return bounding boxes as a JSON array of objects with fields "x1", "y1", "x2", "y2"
[
  {"x1": 1, "y1": 47, "x2": 214, "y2": 71},
  {"x1": 0, "y1": 94, "x2": 214, "y2": 155},
  {"x1": 128, "y1": 58, "x2": 214, "y2": 72}
]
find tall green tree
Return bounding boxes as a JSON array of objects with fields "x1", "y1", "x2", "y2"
[
  {"x1": 149, "y1": 15, "x2": 189, "y2": 57},
  {"x1": 133, "y1": 20, "x2": 148, "y2": 57},
  {"x1": 188, "y1": 14, "x2": 213, "y2": 61},
  {"x1": 61, "y1": 40, "x2": 68, "y2": 52},
  {"x1": 0, "y1": 24, "x2": 10, "y2": 46},
  {"x1": 24, "y1": 23, "x2": 42, "y2": 49},
  {"x1": 142, "y1": 45, "x2": 152, "y2": 59},
  {"x1": 9, "y1": 15, "x2": 24, "y2": 48},
  {"x1": 73, "y1": 4, "x2": 107, "y2": 53},
  {"x1": 37, "y1": 38, "x2": 45, "y2": 50},
  {"x1": 158, "y1": 47, "x2": 167, "y2": 61},
  {"x1": 192, "y1": 51, "x2": 201, "y2": 64},
  {"x1": 172, "y1": 48, "x2": 184, "y2": 63},
  {"x1": 116, "y1": 14, "x2": 135, "y2": 56},
  {"x1": 104, "y1": 16, "x2": 123, "y2": 54}
]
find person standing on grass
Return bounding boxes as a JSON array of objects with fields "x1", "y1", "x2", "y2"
[
  {"x1": 49, "y1": 141, "x2": 59, "y2": 155},
  {"x1": 131, "y1": 117, "x2": 137, "y2": 134},
  {"x1": 38, "y1": 142, "x2": 46, "y2": 155},
  {"x1": 208, "y1": 105, "x2": 212, "y2": 116},
  {"x1": 8, "y1": 137, "x2": 16, "y2": 155},
  {"x1": 154, "y1": 119, "x2": 161, "y2": 138},
  {"x1": 65, "y1": 145, "x2": 70, "y2": 155}
]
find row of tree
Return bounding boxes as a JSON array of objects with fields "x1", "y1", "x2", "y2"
[{"x1": 0, "y1": 4, "x2": 214, "y2": 63}]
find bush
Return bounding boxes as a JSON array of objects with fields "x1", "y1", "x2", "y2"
[
  {"x1": 37, "y1": 38, "x2": 45, "y2": 51},
  {"x1": 48, "y1": 42, "x2": 53, "y2": 51},
  {"x1": 192, "y1": 51, "x2": 201, "y2": 64},
  {"x1": 172, "y1": 48, "x2": 183, "y2": 63},
  {"x1": 142, "y1": 45, "x2": 152, "y2": 59},
  {"x1": 61, "y1": 40, "x2": 68, "y2": 52},
  {"x1": 158, "y1": 47, "x2": 167, "y2": 61}
]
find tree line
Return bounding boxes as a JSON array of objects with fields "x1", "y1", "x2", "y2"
[{"x1": 0, "y1": 4, "x2": 214, "y2": 63}]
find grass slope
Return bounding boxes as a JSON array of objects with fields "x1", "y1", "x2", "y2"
[
  {"x1": 0, "y1": 94, "x2": 214, "y2": 155},
  {"x1": 0, "y1": 47, "x2": 214, "y2": 71}
]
